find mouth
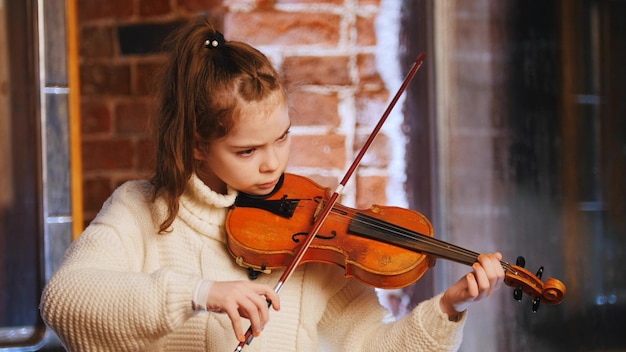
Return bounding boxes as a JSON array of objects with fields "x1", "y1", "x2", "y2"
[{"x1": 257, "y1": 178, "x2": 279, "y2": 190}]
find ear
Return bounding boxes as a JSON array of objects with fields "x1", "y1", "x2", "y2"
[{"x1": 193, "y1": 133, "x2": 208, "y2": 160}]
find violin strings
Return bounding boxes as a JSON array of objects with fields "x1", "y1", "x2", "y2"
[
  {"x1": 338, "y1": 205, "x2": 478, "y2": 265},
  {"x1": 303, "y1": 201, "x2": 513, "y2": 272}
]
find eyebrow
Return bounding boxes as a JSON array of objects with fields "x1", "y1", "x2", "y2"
[{"x1": 231, "y1": 122, "x2": 292, "y2": 150}]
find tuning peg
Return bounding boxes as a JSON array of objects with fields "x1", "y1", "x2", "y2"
[
  {"x1": 529, "y1": 267, "x2": 545, "y2": 311},
  {"x1": 513, "y1": 287, "x2": 523, "y2": 301},
  {"x1": 532, "y1": 297, "x2": 541, "y2": 312},
  {"x1": 513, "y1": 256, "x2": 525, "y2": 301}
]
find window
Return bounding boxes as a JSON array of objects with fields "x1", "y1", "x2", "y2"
[{"x1": 0, "y1": 0, "x2": 76, "y2": 349}]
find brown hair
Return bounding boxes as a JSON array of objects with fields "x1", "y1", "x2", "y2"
[{"x1": 150, "y1": 17, "x2": 285, "y2": 232}]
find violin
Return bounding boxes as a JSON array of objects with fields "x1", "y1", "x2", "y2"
[{"x1": 226, "y1": 173, "x2": 566, "y2": 308}]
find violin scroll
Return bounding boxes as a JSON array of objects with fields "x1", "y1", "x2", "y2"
[{"x1": 504, "y1": 259, "x2": 566, "y2": 312}]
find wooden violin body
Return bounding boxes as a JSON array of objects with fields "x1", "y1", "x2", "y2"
[
  {"x1": 227, "y1": 173, "x2": 435, "y2": 289},
  {"x1": 226, "y1": 173, "x2": 566, "y2": 305}
]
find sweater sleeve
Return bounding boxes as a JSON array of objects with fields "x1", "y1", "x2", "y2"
[
  {"x1": 40, "y1": 182, "x2": 199, "y2": 351},
  {"x1": 319, "y1": 279, "x2": 466, "y2": 352}
]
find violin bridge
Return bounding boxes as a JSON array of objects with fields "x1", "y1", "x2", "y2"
[{"x1": 313, "y1": 199, "x2": 325, "y2": 222}]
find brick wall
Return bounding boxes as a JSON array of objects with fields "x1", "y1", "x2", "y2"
[{"x1": 77, "y1": 0, "x2": 404, "y2": 224}]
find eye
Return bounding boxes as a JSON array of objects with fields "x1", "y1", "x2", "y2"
[
  {"x1": 237, "y1": 148, "x2": 255, "y2": 156},
  {"x1": 277, "y1": 130, "x2": 290, "y2": 142}
]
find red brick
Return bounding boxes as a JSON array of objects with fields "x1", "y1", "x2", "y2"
[
  {"x1": 283, "y1": 56, "x2": 351, "y2": 86},
  {"x1": 81, "y1": 63, "x2": 132, "y2": 96},
  {"x1": 299, "y1": 174, "x2": 338, "y2": 193},
  {"x1": 115, "y1": 100, "x2": 151, "y2": 134},
  {"x1": 82, "y1": 139, "x2": 135, "y2": 170},
  {"x1": 224, "y1": 0, "x2": 275, "y2": 9},
  {"x1": 83, "y1": 177, "x2": 114, "y2": 215},
  {"x1": 278, "y1": 0, "x2": 342, "y2": 3},
  {"x1": 80, "y1": 25, "x2": 114, "y2": 59},
  {"x1": 356, "y1": 15, "x2": 377, "y2": 46},
  {"x1": 355, "y1": 89, "x2": 390, "y2": 127},
  {"x1": 135, "y1": 62, "x2": 164, "y2": 96},
  {"x1": 224, "y1": 12, "x2": 341, "y2": 46},
  {"x1": 81, "y1": 100, "x2": 112, "y2": 134},
  {"x1": 354, "y1": 133, "x2": 390, "y2": 168},
  {"x1": 177, "y1": 0, "x2": 224, "y2": 12},
  {"x1": 288, "y1": 90, "x2": 340, "y2": 127},
  {"x1": 78, "y1": 0, "x2": 134, "y2": 21},
  {"x1": 357, "y1": 54, "x2": 385, "y2": 87},
  {"x1": 136, "y1": 137, "x2": 155, "y2": 172},
  {"x1": 288, "y1": 134, "x2": 346, "y2": 169},
  {"x1": 355, "y1": 175, "x2": 387, "y2": 209},
  {"x1": 139, "y1": 0, "x2": 171, "y2": 16}
]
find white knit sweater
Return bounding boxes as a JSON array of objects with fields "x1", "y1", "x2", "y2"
[{"x1": 40, "y1": 174, "x2": 466, "y2": 351}]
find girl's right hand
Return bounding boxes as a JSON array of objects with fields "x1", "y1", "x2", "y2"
[{"x1": 206, "y1": 281, "x2": 281, "y2": 342}]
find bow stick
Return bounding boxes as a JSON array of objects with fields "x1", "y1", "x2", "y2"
[{"x1": 234, "y1": 52, "x2": 426, "y2": 351}]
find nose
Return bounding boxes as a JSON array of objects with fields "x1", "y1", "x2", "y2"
[{"x1": 260, "y1": 147, "x2": 280, "y2": 173}]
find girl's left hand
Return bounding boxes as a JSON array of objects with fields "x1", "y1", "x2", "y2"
[{"x1": 439, "y1": 252, "x2": 505, "y2": 321}]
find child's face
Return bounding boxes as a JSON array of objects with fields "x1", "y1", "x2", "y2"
[{"x1": 194, "y1": 101, "x2": 291, "y2": 195}]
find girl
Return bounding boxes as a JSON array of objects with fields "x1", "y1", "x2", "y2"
[{"x1": 40, "y1": 17, "x2": 504, "y2": 351}]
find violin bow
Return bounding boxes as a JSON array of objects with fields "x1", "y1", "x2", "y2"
[{"x1": 234, "y1": 53, "x2": 426, "y2": 352}]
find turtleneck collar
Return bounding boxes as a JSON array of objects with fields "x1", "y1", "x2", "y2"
[{"x1": 177, "y1": 173, "x2": 238, "y2": 241}]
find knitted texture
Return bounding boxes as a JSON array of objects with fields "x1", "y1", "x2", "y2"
[{"x1": 40, "y1": 174, "x2": 466, "y2": 351}]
